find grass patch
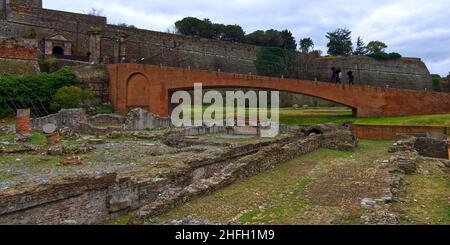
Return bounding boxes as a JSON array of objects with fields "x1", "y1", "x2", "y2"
[
  {"x1": 354, "y1": 114, "x2": 450, "y2": 127},
  {"x1": 103, "y1": 214, "x2": 131, "y2": 225},
  {"x1": 150, "y1": 140, "x2": 393, "y2": 225},
  {"x1": 394, "y1": 161, "x2": 450, "y2": 225}
]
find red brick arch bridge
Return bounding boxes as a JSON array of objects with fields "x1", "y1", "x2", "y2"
[{"x1": 108, "y1": 64, "x2": 450, "y2": 118}]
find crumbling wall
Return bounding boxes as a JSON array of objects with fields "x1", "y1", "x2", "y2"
[
  {"x1": 30, "y1": 109, "x2": 87, "y2": 131},
  {"x1": 125, "y1": 108, "x2": 171, "y2": 130},
  {"x1": 0, "y1": 38, "x2": 39, "y2": 75},
  {"x1": 72, "y1": 65, "x2": 109, "y2": 104}
]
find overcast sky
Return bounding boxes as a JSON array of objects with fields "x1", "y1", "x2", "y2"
[{"x1": 44, "y1": 0, "x2": 450, "y2": 76}]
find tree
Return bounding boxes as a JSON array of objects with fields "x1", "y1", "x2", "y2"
[
  {"x1": 175, "y1": 17, "x2": 214, "y2": 38},
  {"x1": 280, "y1": 30, "x2": 297, "y2": 50},
  {"x1": 218, "y1": 24, "x2": 245, "y2": 43},
  {"x1": 264, "y1": 29, "x2": 284, "y2": 47},
  {"x1": 299, "y1": 37, "x2": 314, "y2": 53},
  {"x1": 244, "y1": 30, "x2": 266, "y2": 46},
  {"x1": 175, "y1": 17, "x2": 244, "y2": 43},
  {"x1": 244, "y1": 30, "x2": 284, "y2": 48},
  {"x1": 366, "y1": 41, "x2": 388, "y2": 54},
  {"x1": 85, "y1": 8, "x2": 103, "y2": 16},
  {"x1": 255, "y1": 47, "x2": 299, "y2": 78},
  {"x1": 51, "y1": 86, "x2": 94, "y2": 111},
  {"x1": 353, "y1": 36, "x2": 368, "y2": 55},
  {"x1": 326, "y1": 28, "x2": 353, "y2": 56}
]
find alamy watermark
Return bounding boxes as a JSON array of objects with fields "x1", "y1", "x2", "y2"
[{"x1": 170, "y1": 83, "x2": 280, "y2": 137}]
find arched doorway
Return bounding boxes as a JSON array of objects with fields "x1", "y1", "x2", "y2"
[
  {"x1": 127, "y1": 73, "x2": 150, "y2": 111},
  {"x1": 52, "y1": 46, "x2": 64, "y2": 55}
]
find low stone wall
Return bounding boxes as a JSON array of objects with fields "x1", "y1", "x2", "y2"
[
  {"x1": 30, "y1": 109, "x2": 87, "y2": 131},
  {"x1": 130, "y1": 135, "x2": 322, "y2": 223},
  {"x1": 352, "y1": 124, "x2": 449, "y2": 140},
  {"x1": 125, "y1": 108, "x2": 171, "y2": 130},
  {"x1": 87, "y1": 114, "x2": 126, "y2": 127},
  {"x1": 0, "y1": 134, "x2": 324, "y2": 225}
]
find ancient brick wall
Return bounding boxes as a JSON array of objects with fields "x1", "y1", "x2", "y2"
[
  {"x1": 9, "y1": 0, "x2": 43, "y2": 9},
  {"x1": 352, "y1": 124, "x2": 450, "y2": 140},
  {"x1": 2, "y1": 6, "x2": 106, "y2": 57},
  {"x1": 0, "y1": 37, "x2": 39, "y2": 75},
  {"x1": 0, "y1": 38, "x2": 37, "y2": 60},
  {"x1": 0, "y1": 1, "x2": 436, "y2": 94},
  {"x1": 100, "y1": 25, "x2": 259, "y2": 74},
  {"x1": 307, "y1": 56, "x2": 432, "y2": 90}
]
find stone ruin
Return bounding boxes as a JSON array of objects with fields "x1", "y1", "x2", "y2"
[
  {"x1": 0, "y1": 107, "x2": 359, "y2": 225},
  {"x1": 388, "y1": 134, "x2": 449, "y2": 174}
]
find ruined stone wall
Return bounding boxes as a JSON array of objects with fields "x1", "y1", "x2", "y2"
[
  {"x1": 0, "y1": 37, "x2": 39, "y2": 75},
  {"x1": 307, "y1": 56, "x2": 432, "y2": 90},
  {"x1": 72, "y1": 65, "x2": 110, "y2": 104},
  {"x1": 0, "y1": 134, "x2": 323, "y2": 225}
]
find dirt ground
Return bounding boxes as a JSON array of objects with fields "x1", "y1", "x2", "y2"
[
  {"x1": 149, "y1": 140, "x2": 449, "y2": 225},
  {"x1": 0, "y1": 131, "x2": 280, "y2": 190}
]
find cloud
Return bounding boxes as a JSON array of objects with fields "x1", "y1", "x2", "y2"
[{"x1": 44, "y1": 0, "x2": 450, "y2": 76}]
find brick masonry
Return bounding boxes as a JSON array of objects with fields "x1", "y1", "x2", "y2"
[
  {"x1": 16, "y1": 109, "x2": 30, "y2": 135},
  {"x1": 0, "y1": 1, "x2": 435, "y2": 92},
  {"x1": 108, "y1": 64, "x2": 450, "y2": 118},
  {"x1": 352, "y1": 124, "x2": 450, "y2": 140}
]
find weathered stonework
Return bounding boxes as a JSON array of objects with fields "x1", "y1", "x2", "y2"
[
  {"x1": 0, "y1": 121, "x2": 358, "y2": 225},
  {"x1": 0, "y1": 38, "x2": 39, "y2": 75},
  {"x1": 0, "y1": 1, "x2": 434, "y2": 92},
  {"x1": 308, "y1": 56, "x2": 433, "y2": 90}
]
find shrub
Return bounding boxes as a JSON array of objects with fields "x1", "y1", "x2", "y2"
[
  {"x1": 432, "y1": 77, "x2": 441, "y2": 92},
  {"x1": 0, "y1": 67, "x2": 76, "y2": 117},
  {"x1": 367, "y1": 51, "x2": 402, "y2": 60},
  {"x1": 51, "y1": 86, "x2": 94, "y2": 111},
  {"x1": 255, "y1": 47, "x2": 299, "y2": 78},
  {"x1": 88, "y1": 104, "x2": 115, "y2": 116}
]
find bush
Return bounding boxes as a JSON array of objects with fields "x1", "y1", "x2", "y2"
[
  {"x1": 255, "y1": 47, "x2": 300, "y2": 78},
  {"x1": 367, "y1": 51, "x2": 402, "y2": 60},
  {"x1": 88, "y1": 104, "x2": 115, "y2": 116},
  {"x1": 51, "y1": 86, "x2": 94, "y2": 111},
  {"x1": 0, "y1": 67, "x2": 76, "y2": 117},
  {"x1": 432, "y1": 77, "x2": 441, "y2": 92}
]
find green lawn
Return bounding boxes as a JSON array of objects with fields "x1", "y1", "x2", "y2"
[{"x1": 354, "y1": 114, "x2": 450, "y2": 127}]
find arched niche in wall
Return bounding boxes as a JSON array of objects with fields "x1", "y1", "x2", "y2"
[{"x1": 126, "y1": 73, "x2": 150, "y2": 111}]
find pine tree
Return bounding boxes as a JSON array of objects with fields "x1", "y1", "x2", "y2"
[
  {"x1": 326, "y1": 28, "x2": 353, "y2": 56},
  {"x1": 353, "y1": 36, "x2": 368, "y2": 55}
]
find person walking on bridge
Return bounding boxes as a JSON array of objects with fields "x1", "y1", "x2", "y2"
[
  {"x1": 347, "y1": 71, "x2": 355, "y2": 85},
  {"x1": 330, "y1": 67, "x2": 337, "y2": 83},
  {"x1": 336, "y1": 69, "x2": 342, "y2": 83}
]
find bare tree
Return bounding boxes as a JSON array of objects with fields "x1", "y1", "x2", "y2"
[{"x1": 84, "y1": 8, "x2": 103, "y2": 16}]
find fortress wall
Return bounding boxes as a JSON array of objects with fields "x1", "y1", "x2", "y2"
[
  {"x1": 100, "y1": 25, "x2": 259, "y2": 74},
  {"x1": 2, "y1": 6, "x2": 106, "y2": 57},
  {"x1": 308, "y1": 56, "x2": 432, "y2": 90},
  {"x1": 0, "y1": 1, "x2": 437, "y2": 102}
]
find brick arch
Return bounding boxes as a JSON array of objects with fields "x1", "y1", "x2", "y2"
[
  {"x1": 126, "y1": 72, "x2": 151, "y2": 111},
  {"x1": 168, "y1": 85, "x2": 357, "y2": 110},
  {"x1": 108, "y1": 64, "x2": 450, "y2": 118}
]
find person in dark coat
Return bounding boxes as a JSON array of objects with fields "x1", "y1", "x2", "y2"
[
  {"x1": 347, "y1": 71, "x2": 355, "y2": 85},
  {"x1": 330, "y1": 67, "x2": 337, "y2": 83}
]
